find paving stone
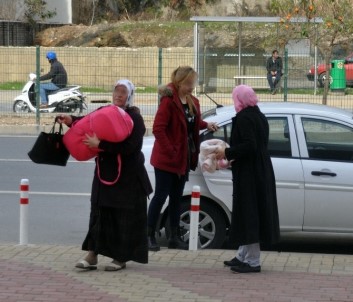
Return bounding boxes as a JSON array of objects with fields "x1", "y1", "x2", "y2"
[{"x1": 1, "y1": 243, "x2": 353, "y2": 301}]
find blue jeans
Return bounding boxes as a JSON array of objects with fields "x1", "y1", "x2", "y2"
[
  {"x1": 267, "y1": 73, "x2": 281, "y2": 90},
  {"x1": 147, "y1": 168, "x2": 187, "y2": 229},
  {"x1": 40, "y1": 82, "x2": 59, "y2": 104}
]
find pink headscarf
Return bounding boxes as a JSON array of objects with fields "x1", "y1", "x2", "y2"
[{"x1": 232, "y1": 85, "x2": 258, "y2": 112}]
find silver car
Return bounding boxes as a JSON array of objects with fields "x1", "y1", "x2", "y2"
[{"x1": 143, "y1": 102, "x2": 353, "y2": 249}]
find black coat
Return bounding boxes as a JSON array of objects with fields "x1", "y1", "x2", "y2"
[
  {"x1": 90, "y1": 107, "x2": 153, "y2": 209},
  {"x1": 39, "y1": 59, "x2": 67, "y2": 88},
  {"x1": 225, "y1": 106, "x2": 280, "y2": 247},
  {"x1": 266, "y1": 56, "x2": 282, "y2": 75}
]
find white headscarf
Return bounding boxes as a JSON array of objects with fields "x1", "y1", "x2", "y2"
[{"x1": 114, "y1": 79, "x2": 135, "y2": 107}]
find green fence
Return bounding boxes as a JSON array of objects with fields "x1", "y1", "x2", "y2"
[{"x1": 0, "y1": 46, "x2": 352, "y2": 133}]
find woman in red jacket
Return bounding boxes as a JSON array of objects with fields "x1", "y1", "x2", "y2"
[{"x1": 148, "y1": 66, "x2": 218, "y2": 251}]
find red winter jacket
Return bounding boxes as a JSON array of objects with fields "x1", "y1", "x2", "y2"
[{"x1": 150, "y1": 84, "x2": 208, "y2": 175}]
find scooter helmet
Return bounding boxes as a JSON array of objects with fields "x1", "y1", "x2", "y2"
[{"x1": 46, "y1": 51, "x2": 57, "y2": 60}]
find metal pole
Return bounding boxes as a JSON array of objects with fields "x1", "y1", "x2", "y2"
[
  {"x1": 188, "y1": 185, "x2": 200, "y2": 251},
  {"x1": 237, "y1": 22, "x2": 242, "y2": 85},
  {"x1": 193, "y1": 22, "x2": 200, "y2": 96},
  {"x1": 314, "y1": 45, "x2": 318, "y2": 95},
  {"x1": 158, "y1": 48, "x2": 162, "y2": 86},
  {"x1": 157, "y1": 48, "x2": 163, "y2": 106},
  {"x1": 314, "y1": 24, "x2": 318, "y2": 95},
  {"x1": 19, "y1": 179, "x2": 29, "y2": 245},
  {"x1": 284, "y1": 48, "x2": 288, "y2": 102},
  {"x1": 35, "y1": 46, "x2": 40, "y2": 128},
  {"x1": 194, "y1": 22, "x2": 199, "y2": 74},
  {"x1": 7, "y1": 21, "x2": 10, "y2": 46}
]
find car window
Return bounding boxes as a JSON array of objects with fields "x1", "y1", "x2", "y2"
[
  {"x1": 267, "y1": 117, "x2": 292, "y2": 157},
  {"x1": 201, "y1": 123, "x2": 231, "y2": 145},
  {"x1": 302, "y1": 118, "x2": 353, "y2": 161},
  {"x1": 201, "y1": 116, "x2": 292, "y2": 157}
]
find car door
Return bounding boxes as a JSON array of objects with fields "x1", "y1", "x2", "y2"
[
  {"x1": 200, "y1": 115, "x2": 305, "y2": 232},
  {"x1": 295, "y1": 115, "x2": 353, "y2": 232}
]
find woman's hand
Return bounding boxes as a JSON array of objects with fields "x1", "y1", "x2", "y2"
[
  {"x1": 83, "y1": 133, "x2": 100, "y2": 148},
  {"x1": 215, "y1": 145, "x2": 226, "y2": 160},
  {"x1": 55, "y1": 114, "x2": 72, "y2": 126},
  {"x1": 207, "y1": 122, "x2": 219, "y2": 132}
]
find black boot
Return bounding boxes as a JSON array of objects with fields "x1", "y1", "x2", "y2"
[
  {"x1": 147, "y1": 227, "x2": 160, "y2": 252},
  {"x1": 168, "y1": 227, "x2": 188, "y2": 250}
]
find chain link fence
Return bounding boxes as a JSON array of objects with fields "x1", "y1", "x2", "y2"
[{"x1": 0, "y1": 46, "x2": 352, "y2": 134}]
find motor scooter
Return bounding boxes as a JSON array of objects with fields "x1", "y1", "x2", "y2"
[{"x1": 13, "y1": 73, "x2": 87, "y2": 114}]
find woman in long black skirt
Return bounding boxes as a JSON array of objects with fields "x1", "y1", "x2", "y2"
[{"x1": 57, "y1": 79, "x2": 152, "y2": 271}]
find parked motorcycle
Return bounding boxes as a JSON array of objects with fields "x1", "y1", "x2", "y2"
[{"x1": 13, "y1": 73, "x2": 87, "y2": 114}]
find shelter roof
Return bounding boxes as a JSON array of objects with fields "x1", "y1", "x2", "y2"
[{"x1": 190, "y1": 16, "x2": 323, "y2": 24}]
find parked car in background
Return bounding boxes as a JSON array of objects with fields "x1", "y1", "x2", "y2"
[
  {"x1": 307, "y1": 53, "x2": 353, "y2": 87},
  {"x1": 143, "y1": 102, "x2": 353, "y2": 249}
]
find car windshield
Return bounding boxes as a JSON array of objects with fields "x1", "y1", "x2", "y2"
[{"x1": 201, "y1": 107, "x2": 218, "y2": 120}]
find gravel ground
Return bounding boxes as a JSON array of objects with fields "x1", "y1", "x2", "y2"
[
  {"x1": 0, "y1": 114, "x2": 154, "y2": 129},
  {"x1": 0, "y1": 114, "x2": 57, "y2": 126}
]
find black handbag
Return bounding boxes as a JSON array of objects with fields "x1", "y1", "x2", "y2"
[{"x1": 28, "y1": 122, "x2": 70, "y2": 166}]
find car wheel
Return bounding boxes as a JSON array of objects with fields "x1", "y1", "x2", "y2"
[
  {"x1": 165, "y1": 198, "x2": 227, "y2": 249},
  {"x1": 318, "y1": 73, "x2": 327, "y2": 87}
]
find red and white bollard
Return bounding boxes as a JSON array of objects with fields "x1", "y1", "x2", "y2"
[
  {"x1": 19, "y1": 179, "x2": 29, "y2": 245},
  {"x1": 188, "y1": 185, "x2": 200, "y2": 251}
]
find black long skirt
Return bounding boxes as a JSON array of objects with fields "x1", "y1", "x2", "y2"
[{"x1": 82, "y1": 196, "x2": 148, "y2": 264}]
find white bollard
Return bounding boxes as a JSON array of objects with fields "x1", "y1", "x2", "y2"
[
  {"x1": 19, "y1": 179, "x2": 29, "y2": 245},
  {"x1": 188, "y1": 185, "x2": 200, "y2": 251}
]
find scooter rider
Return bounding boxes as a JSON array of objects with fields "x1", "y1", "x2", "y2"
[{"x1": 39, "y1": 51, "x2": 68, "y2": 108}]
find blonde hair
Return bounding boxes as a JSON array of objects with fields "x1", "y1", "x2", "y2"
[{"x1": 171, "y1": 66, "x2": 197, "y2": 116}]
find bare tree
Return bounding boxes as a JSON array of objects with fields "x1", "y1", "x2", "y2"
[
  {"x1": 23, "y1": 0, "x2": 57, "y2": 27},
  {"x1": 270, "y1": 0, "x2": 353, "y2": 104}
]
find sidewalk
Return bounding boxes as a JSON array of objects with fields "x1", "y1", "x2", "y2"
[{"x1": 1, "y1": 243, "x2": 353, "y2": 302}]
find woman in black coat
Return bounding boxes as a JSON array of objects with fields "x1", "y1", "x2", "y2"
[
  {"x1": 57, "y1": 79, "x2": 152, "y2": 271},
  {"x1": 216, "y1": 85, "x2": 280, "y2": 274}
]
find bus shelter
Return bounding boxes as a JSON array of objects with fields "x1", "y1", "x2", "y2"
[{"x1": 190, "y1": 16, "x2": 323, "y2": 97}]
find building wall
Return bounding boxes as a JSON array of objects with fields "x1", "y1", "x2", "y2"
[
  {"x1": 10, "y1": 0, "x2": 72, "y2": 24},
  {"x1": 43, "y1": 0, "x2": 72, "y2": 24}
]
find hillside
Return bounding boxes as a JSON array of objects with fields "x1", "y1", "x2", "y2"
[
  {"x1": 36, "y1": 21, "x2": 195, "y2": 48},
  {"x1": 35, "y1": 0, "x2": 272, "y2": 49},
  {"x1": 36, "y1": 20, "x2": 271, "y2": 50}
]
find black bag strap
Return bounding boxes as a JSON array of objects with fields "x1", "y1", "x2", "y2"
[{"x1": 50, "y1": 121, "x2": 64, "y2": 135}]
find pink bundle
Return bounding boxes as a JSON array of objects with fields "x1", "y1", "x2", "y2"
[
  {"x1": 199, "y1": 139, "x2": 231, "y2": 173},
  {"x1": 63, "y1": 105, "x2": 134, "y2": 161}
]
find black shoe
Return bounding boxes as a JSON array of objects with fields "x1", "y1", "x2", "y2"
[
  {"x1": 148, "y1": 236, "x2": 160, "y2": 252},
  {"x1": 147, "y1": 226, "x2": 160, "y2": 252},
  {"x1": 230, "y1": 263, "x2": 261, "y2": 274},
  {"x1": 168, "y1": 238, "x2": 188, "y2": 250},
  {"x1": 223, "y1": 256, "x2": 243, "y2": 267},
  {"x1": 168, "y1": 227, "x2": 188, "y2": 250}
]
